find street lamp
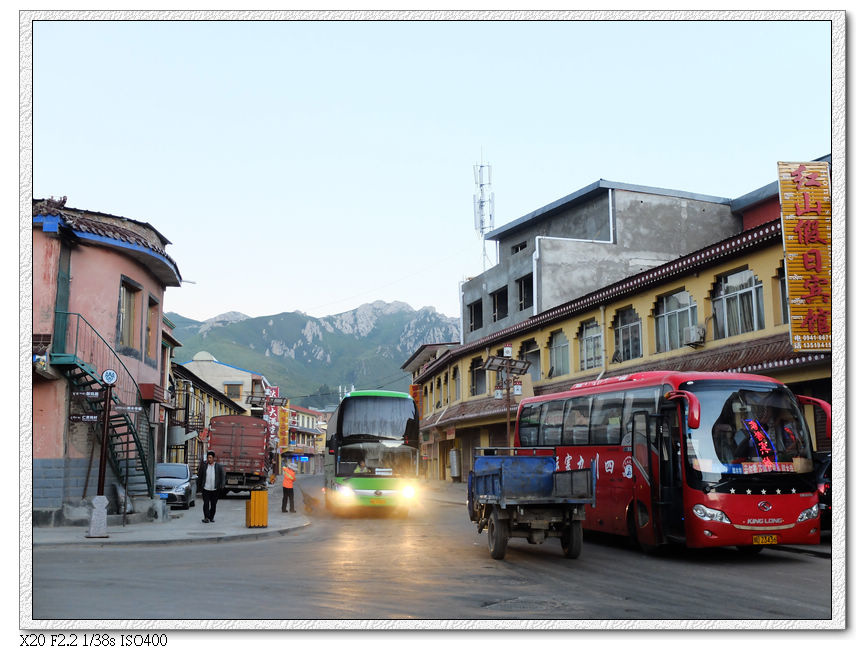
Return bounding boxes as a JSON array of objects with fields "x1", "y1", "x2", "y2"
[{"x1": 482, "y1": 353, "x2": 531, "y2": 444}]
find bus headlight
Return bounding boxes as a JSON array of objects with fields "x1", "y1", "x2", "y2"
[
  {"x1": 401, "y1": 485, "x2": 416, "y2": 499},
  {"x1": 337, "y1": 484, "x2": 355, "y2": 501},
  {"x1": 797, "y1": 504, "x2": 820, "y2": 522},
  {"x1": 692, "y1": 504, "x2": 731, "y2": 524}
]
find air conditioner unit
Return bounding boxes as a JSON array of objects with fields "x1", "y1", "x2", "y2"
[{"x1": 683, "y1": 325, "x2": 706, "y2": 347}]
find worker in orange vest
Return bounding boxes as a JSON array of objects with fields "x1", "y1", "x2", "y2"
[{"x1": 281, "y1": 462, "x2": 297, "y2": 513}]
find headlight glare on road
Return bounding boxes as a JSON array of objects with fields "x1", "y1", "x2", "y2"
[
  {"x1": 797, "y1": 504, "x2": 820, "y2": 522},
  {"x1": 692, "y1": 504, "x2": 731, "y2": 523},
  {"x1": 401, "y1": 485, "x2": 416, "y2": 499}
]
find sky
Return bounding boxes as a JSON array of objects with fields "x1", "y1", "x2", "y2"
[
  {"x1": 12, "y1": 3, "x2": 855, "y2": 645},
  {"x1": 30, "y1": 14, "x2": 835, "y2": 325}
]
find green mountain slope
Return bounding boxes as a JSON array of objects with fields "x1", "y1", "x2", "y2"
[{"x1": 167, "y1": 301, "x2": 459, "y2": 407}]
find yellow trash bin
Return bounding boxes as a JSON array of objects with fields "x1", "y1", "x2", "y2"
[{"x1": 245, "y1": 488, "x2": 268, "y2": 528}]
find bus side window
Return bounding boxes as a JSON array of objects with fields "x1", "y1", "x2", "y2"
[
  {"x1": 590, "y1": 392, "x2": 624, "y2": 445},
  {"x1": 623, "y1": 388, "x2": 660, "y2": 447},
  {"x1": 518, "y1": 404, "x2": 540, "y2": 447},
  {"x1": 540, "y1": 401, "x2": 564, "y2": 446},
  {"x1": 563, "y1": 397, "x2": 590, "y2": 445}
]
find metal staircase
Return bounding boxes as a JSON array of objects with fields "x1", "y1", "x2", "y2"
[{"x1": 50, "y1": 312, "x2": 155, "y2": 498}]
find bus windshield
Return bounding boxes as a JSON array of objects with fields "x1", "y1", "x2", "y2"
[
  {"x1": 336, "y1": 441, "x2": 417, "y2": 478},
  {"x1": 340, "y1": 396, "x2": 417, "y2": 440},
  {"x1": 683, "y1": 380, "x2": 814, "y2": 479}
]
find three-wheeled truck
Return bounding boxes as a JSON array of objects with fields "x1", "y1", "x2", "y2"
[{"x1": 468, "y1": 447, "x2": 596, "y2": 560}]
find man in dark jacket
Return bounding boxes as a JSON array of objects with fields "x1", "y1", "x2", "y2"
[{"x1": 197, "y1": 450, "x2": 226, "y2": 523}]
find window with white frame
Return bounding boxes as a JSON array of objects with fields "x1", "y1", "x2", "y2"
[
  {"x1": 712, "y1": 269, "x2": 764, "y2": 339},
  {"x1": 520, "y1": 339, "x2": 541, "y2": 382},
  {"x1": 452, "y1": 367, "x2": 460, "y2": 401},
  {"x1": 548, "y1": 330, "x2": 569, "y2": 378},
  {"x1": 469, "y1": 358, "x2": 486, "y2": 396},
  {"x1": 579, "y1": 320, "x2": 602, "y2": 370},
  {"x1": 613, "y1": 307, "x2": 642, "y2": 362},
  {"x1": 777, "y1": 262, "x2": 790, "y2": 325},
  {"x1": 654, "y1": 290, "x2": 698, "y2": 352}
]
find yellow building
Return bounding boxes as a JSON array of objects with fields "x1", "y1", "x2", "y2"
[{"x1": 405, "y1": 170, "x2": 832, "y2": 480}]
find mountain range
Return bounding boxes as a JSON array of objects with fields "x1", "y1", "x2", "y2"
[{"x1": 166, "y1": 301, "x2": 460, "y2": 409}]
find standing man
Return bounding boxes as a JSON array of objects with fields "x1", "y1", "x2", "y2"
[
  {"x1": 282, "y1": 462, "x2": 297, "y2": 513},
  {"x1": 197, "y1": 450, "x2": 225, "y2": 523}
]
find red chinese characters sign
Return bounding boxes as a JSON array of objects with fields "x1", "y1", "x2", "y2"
[{"x1": 778, "y1": 161, "x2": 831, "y2": 352}]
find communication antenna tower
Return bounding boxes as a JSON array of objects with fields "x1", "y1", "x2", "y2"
[{"x1": 473, "y1": 159, "x2": 496, "y2": 270}]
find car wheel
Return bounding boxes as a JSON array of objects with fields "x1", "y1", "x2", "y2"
[
  {"x1": 488, "y1": 508, "x2": 509, "y2": 560},
  {"x1": 561, "y1": 521, "x2": 583, "y2": 559}
]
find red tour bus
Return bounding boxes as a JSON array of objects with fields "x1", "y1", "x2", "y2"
[{"x1": 513, "y1": 371, "x2": 830, "y2": 552}]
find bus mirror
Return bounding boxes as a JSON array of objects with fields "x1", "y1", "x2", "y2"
[
  {"x1": 796, "y1": 394, "x2": 832, "y2": 438},
  {"x1": 664, "y1": 390, "x2": 701, "y2": 430}
]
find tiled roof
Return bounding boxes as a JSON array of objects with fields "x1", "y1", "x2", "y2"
[
  {"x1": 63, "y1": 213, "x2": 172, "y2": 259},
  {"x1": 420, "y1": 397, "x2": 518, "y2": 432},
  {"x1": 33, "y1": 198, "x2": 181, "y2": 286}
]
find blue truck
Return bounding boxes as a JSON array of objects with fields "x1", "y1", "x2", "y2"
[{"x1": 467, "y1": 448, "x2": 596, "y2": 560}]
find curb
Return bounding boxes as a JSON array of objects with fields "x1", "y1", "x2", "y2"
[{"x1": 32, "y1": 519, "x2": 311, "y2": 550}]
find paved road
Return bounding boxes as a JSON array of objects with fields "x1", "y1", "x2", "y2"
[{"x1": 31, "y1": 475, "x2": 832, "y2": 622}]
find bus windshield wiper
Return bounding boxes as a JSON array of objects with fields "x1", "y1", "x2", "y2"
[{"x1": 703, "y1": 478, "x2": 738, "y2": 493}]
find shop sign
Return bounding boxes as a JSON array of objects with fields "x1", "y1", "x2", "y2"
[
  {"x1": 69, "y1": 414, "x2": 99, "y2": 423},
  {"x1": 71, "y1": 390, "x2": 104, "y2": 400},
  {"x1": 778, "y1": 161, "x2": 832, "y2": 353},
  {"x1": 113, "y1": 404, "x2": 143, "y2": 413}
]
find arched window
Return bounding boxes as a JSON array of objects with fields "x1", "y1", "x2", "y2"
[
  {"x1": 654, "y1": 290, "x2": 698, "y2": 352},
  {"x1": 452, "y1": 367, "x2": 461, "y2": 402},
  {"x1": 613, "y1": 307, "x2": 642, "y2": 362},
  {"x1": 579, "y1": 320, "x2": 602, "y2": 370},
  {"x1": 469, "y1": 357, "x2": 486, "y2": 396},
  {"x1": 712, "y1": 269, "x2": 764, "y2": 339},
  {"x1": 548, "y1": 330, "x2": 569, "y2": 378},
  {"x1": 519, "y1": 339, "x2": 541, "y2": 381}
]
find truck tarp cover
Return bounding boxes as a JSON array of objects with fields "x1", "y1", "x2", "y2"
[{"x1": 208, "y1": 415, "x2": 268, "y2": 474}]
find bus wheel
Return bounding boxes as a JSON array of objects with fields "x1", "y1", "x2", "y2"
[
  {"x1": 488, "y1": 509, "x2": 509, "y2": 560},
  {"x1": 628, "y1": 506, "x2": 659, "y2": 555},
  {"x1": 562, "y1": 521, "x2": 583, "y2": 559}
]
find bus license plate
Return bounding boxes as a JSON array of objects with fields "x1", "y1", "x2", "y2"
[
  {"x1": 369, "y1": 498, "x2": 386, "y2": 505},
  {"x1": 752, "y1": 534, "x2": 778, "y2": 545}
]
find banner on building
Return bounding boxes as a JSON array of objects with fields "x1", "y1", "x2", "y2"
[
  {"x1": 278, "y1": 406, "x2": 290, "y2": 448},
  {"x1": 778, "y1": 161, "x2": 832, "y2": 353}
]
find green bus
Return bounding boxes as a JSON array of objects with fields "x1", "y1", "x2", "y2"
[{"x1": 324, "y1": 390, "x2": 420, "y2": 515}]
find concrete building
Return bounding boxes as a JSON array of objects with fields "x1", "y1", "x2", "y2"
[
  {"x1": 180, "y1": 351, "x2": 272, "y2": 418},
  {"x1": 32, "y1": 197, "x2": 182, "y2": 525},
  {"x1": 279, "y1": 404, "x2": 325, "y2": 474},
  {"x1": 407, "y1": 161, "x2": 833, "y2": 481},
  {"x1": 168, "y1": 360, "x2": 245, "y2": 469},
  {"x1": 461, "y1": 180, "x2": 741, "y2": 345}
]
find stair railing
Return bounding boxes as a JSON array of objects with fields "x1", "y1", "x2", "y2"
[{"x1": 52, "y1": 311, "x2": 154, "y2": 495}]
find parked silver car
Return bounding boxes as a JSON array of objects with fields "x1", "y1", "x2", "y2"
[{"x1": 155, "y1": 463, "x2": 196, "y2": 509}]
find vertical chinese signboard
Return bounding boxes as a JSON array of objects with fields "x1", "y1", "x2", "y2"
[
  {"x1": 278, "y1": 405, "x2": 290, "y2": 449},
  {"x1": 778, "y1": 161, "x2": 831, "y2": 353}
]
